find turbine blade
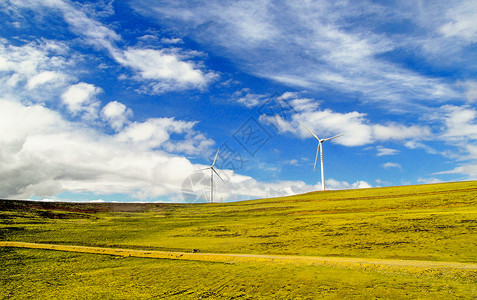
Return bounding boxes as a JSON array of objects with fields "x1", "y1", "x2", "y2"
[
  {"x1": 198, "y1": 167, "x2": 211, "y2": 171},
  {"x1": 211, "y1": 148, "x2": 220, "y2": 167},
  {"x1": 313, "y1": 143, "x2": 320, "y2": 171},
  {"x1": 212, "y1": 167, "x2": 226, "y2": 183},
  {"x1": 322, "y1": 133, "x2": 344, "y2": 142},
  {"x1": 299, "y1": 121, "x2": 320, "y2": 141}
]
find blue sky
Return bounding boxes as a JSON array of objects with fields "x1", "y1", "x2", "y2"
[{"x1": 1, "y1": 0, "x2": 476, "y2": 203}]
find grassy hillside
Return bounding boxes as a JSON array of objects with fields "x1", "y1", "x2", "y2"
[
  {"x1": 2, "y1": 181, "x2": 477, "y2": 299},
  {"x1": 1, "y1": 181, "x2": 477, "y2": 262},
  {"x1": 2, "y1": 247, "x2": 476, "y2": 299}
]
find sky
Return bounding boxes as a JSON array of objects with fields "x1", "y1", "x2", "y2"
[{"x1": 1, "y1": 0, "x2": 477, "y2": 203}]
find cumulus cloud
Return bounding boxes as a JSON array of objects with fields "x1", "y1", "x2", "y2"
[
  {"x1": 0, "y1": 38, "x2": 73, "y2": 101},
  {"x1": 101, "y1": 101, "x2": 133, "y2": 131},
  {"x1": 0, "y1": 98, "x2": 358, "y2": 201},
  {"x1": 112, "y1": 48, "x2": 214, "y2": 93},
  {"x1": 61, "y1": 83, "x2": 102, "y2": 120},
  {"x1": 0, "y1": 98, "x2": 210, "y2": 199},
  {"x1": 117, "y1": 118, "x2": 192, "y2": 148},
  {"x1": 163, "y1": 132, "x2": 215, "y2": 156},
  {"x1": 115, "y1": 117, "x2": 215, "y2": 156},
  {"x1": 260, "y1": 95, "x2": 432, "y2": 147},
  {"x1": 325, "y1": 179, "x2": 372, "y2": 190}
]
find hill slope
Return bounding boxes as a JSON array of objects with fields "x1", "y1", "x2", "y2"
[{"x1": 1, "y1": 181, "x2": 477, "y2": 262}]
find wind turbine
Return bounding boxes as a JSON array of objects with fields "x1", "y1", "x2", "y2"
[
  {"x1": 299, "y1": 122, "x2": 344, "y2": 191},
  {"x1": 201, "y1": 148, "x2": 225, "y2": 203}
]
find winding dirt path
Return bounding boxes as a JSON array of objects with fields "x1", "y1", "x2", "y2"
[{"x1": 2, "y1": 241, "x2": 477, "y2": 275}]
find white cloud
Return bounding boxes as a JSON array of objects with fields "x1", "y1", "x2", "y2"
[
  {"x1": 284, "y1": 159, "x2": 299, "y2": 166},
  {"x1": 404, "y1": 141, "x2": 437, "y2": 154},
  {"x1": 116, "y1": 118, "x2": 194, "y2": 149},
  {"x1": 372, "y1": 124, "x2": 431, "y2": 141},
  {"x1": 133, "y1": 0, "x2": 277, "y2": 44},
  {"x1": 435, "y1": 164, "x2": 477, "y2": 179},
  {"x1": 112, "y1": 48, "x2": 214, "y2": 93},
  {"x1": 194, "y1": 171, "x2": 373, "y2": 202},
  {"x1": 260, "y1": 95, "x2": 432, "y2": 147},
  {"x1": 1, "y1": 97, "x2": 360, "y2": 201},
  {"x1": 26, "y1": 71, "x2": 65, "y2": 90},
  {"x1": 439, "y1": 0, "x2": 477, "y2": 43},
  {"x1": 8, "y1": 0, "x2": 120, "y2": 50},
  {"x1": 232, "y1": 88, "x2": 267, "y2": 108},
  {"x1": 61, "y1": 4, "x2": 121, "y2": 50},
  {"x1": 163, "y1": 132, "x2": 215, "y2": 156},
  {"x1": 115, "y1": 117, "x2": 214, "y2": 156},
  {"x1": 101, "y1": 101, "x2": 133, "y2": 131},
  {"x1": 0, "y1": 98, "x2": 61, "y2": 145},
  {"x1": 382, "y1": 162, "x2": 402, "y2": 170},
  {"x1": 326, "y1": 179, "x2": 372, "y2": 190},
  {"x1": 183, "y1": 150, "x2": 373, "y2": 201},
  {"x1": 260, "y1": 97, "x2": 372, "y2": 146},
  {"x1": 298, "y1": 109, "x2": 373, "y2": 146},
  {"x1": 432, "y1": 105, "x2": 477, "y2": 180},
  {"x1": 440, "y1": 105, "x2": 477, "y2": 140},
  {"x1": 374, "y1": 179, "x2": 388, "y2": 186},
  {"x1": 397, "y1": 1, "x2": 477, "y2": 74},
  {"x1": 376, "y1": 146, "x2": 399, "y2": 156},
  {"x1": 0, "y1": 38, "x2": 73, "y2": 101},
  {"x1": 184, "y1": 173, "x2": 313, "y2": 202},
  {"x1": 61, "y1": 82, "x2": 102, "y2": 119},
  {"x1": 0, "y1": 98, "x2": 206, "y2": 199},
  {"x1": 7, "y1": 0, "x2": 215, "y2": 94},
  {"x1": 131, "y1": 0, "x2": 459, "y2": 107},
  {"x1": 417, "y1": 177, "x2": 443, "y2": 184},
  {"x1": 458, "y1": 80, "x2": 477, "y2": 103},
  {"x1": 161, "y1": 37, "x2": 183, "y2": 44}
]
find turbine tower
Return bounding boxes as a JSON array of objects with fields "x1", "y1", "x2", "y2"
[
  {"x1": 299, "y1": 122, "x2": 344, "y2": 191},
  {"x1": 201, "y1": 148, "x2": 225, "y2": 203}
]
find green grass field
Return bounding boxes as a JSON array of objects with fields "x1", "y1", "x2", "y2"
[
  {"x1": 1, "y1": 181, "x2": 477, "y2": 298},
  {"x1": 2, "y1": 247, "x2": 476, "y2": 299}
]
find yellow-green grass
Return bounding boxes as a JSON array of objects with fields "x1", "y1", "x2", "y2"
[
  {"x1": 2, "y1": 241, "x2": 477, "y2": 278},
  {"x1": 2, "y1": 181, "x2": 477, "y2": 298},
  {"x1": 2, "y1": 247, "x2": 476, "y2": 299},
  {"x1": 2, "y1": 181, "x2": 476, "y2": 263}
]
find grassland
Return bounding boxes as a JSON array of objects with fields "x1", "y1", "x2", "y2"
[
  {"x1": 2, "y1": 247, "x2": 476, "y2": 299},
  {"x1": 1, "y1": 181, "x2": 477, "y2": 298}
]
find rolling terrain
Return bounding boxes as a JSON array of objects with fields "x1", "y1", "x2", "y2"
[{"x1": 1, "y1": 181, "x2": 477, "y2": 298}]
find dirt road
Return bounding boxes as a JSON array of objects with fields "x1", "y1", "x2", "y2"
[{"x1": 2, "y1": 241, "x2": 476, "y2": 276}]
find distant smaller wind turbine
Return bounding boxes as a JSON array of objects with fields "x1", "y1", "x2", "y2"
[
  {"x1": 201, "y1": 148, "x2": 225, "y2": 203},
  {"x1": 299, "y1": 122, "x2": 344, "y2": 191}
]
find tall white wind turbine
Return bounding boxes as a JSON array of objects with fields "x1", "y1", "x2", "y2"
[
  {"x1": 299, "y1": 122, "x2": 344, "y2": 191},
  {"x1": 201, "y1": 148, "x2": 225, "y2": 203}
]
